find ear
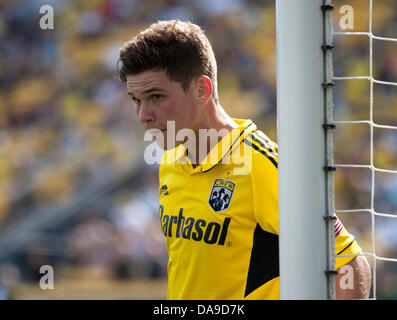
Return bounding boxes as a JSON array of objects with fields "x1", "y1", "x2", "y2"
[{"x1": 196, "y1": 75, "x2": 213, "y2": 105}]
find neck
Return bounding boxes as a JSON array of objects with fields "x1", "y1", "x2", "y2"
[{"x1": 185, "y1": 103, "x2": 237, "y2": 169}]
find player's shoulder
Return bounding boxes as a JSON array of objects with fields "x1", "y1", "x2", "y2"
[
  {"x1": 160, "y1": 144, "x2": 184, "y2": 166},
  {"x1": 242, "y1": 129, "x2": 278, "y2": 170},
  {"x1": 159, "y1": 146, "x2": 176, "y2": 177},
  {"x1": 159, "y1": 148, "x2": 172, "y2": 166}
]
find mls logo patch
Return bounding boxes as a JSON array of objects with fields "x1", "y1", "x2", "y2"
[{"x1": 208, "y1": 178, "x2": 235, "y2": 212}]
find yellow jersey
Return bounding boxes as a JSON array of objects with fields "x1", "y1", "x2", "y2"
[{"x1": 158, "y1": 118, "x2": 361, "y2": 300}]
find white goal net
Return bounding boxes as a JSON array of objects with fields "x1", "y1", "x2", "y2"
[
  {"x1": 277, "y1": 0, "x2": 397, "y2": 300},
  {"x1": 332, "y1": 0, "x2": 397, "y2": 300}
]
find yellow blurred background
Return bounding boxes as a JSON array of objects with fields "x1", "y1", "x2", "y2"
[{"x1": 0, "y1": 0, "x2": 396, "y2": 299}]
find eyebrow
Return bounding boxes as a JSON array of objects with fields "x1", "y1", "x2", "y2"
[
  {"x1": 127, "y1": 88, "x2": 164, "y2": 97},
  {"x1": 143, "y1": 88, "x2": 164, "y2": 94}
]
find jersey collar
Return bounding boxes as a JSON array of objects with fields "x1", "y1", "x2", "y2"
[{"x1": 194, "y1": 118, "x2": 256, "y2": 173}]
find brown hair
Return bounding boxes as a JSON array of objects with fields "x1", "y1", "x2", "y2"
[{"x1": 118, "y1": 20, "x2": 218, "y2": 102}]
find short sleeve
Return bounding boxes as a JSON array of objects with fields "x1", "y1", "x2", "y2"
[{"x1": 334, "y1": 216, "x2": 362, "y2": 269}]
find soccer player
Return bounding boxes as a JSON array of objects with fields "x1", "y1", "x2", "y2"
[{"x1": 118, "y1": 20, "x2": 371, "y2": 299}]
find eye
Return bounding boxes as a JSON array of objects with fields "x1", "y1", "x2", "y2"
[
  {"x1": 152, "y1": 94, "x2": 162, "y2": 101},
  {"x1": 132, "y1": 97, "x2": 141, "y2": 105}
]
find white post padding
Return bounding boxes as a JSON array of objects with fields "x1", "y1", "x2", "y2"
[{"x1": 276, "y1": 0, "x2": 328, "y2": 299}]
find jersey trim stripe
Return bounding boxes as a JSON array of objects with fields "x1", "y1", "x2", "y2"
[
  {"x1": 337, "y1": 239, "x2": 356, "y2": 255},
  {"x1": 243, "y1": 139, "x2": 278, "y2": 169},
  {"x1": 250, "y1": 132, "x2": 278, "y2": 159}
]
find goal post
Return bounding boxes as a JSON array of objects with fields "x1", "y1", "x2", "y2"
[{"x1": 276, "y1": 0, "x2": 336, "y2": 299}]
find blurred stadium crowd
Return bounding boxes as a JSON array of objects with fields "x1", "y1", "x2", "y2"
[{"x1": 0, "y1": 0, "x2": 396, "y2": 299}]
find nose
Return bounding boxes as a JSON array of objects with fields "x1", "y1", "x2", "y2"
[{"x1": 138, "y1": 102, "x2": 154, "y2": 124}]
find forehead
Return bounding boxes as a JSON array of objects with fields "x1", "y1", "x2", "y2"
[{"x1": 126, "y1": 70, "x2": 176, "y2": 94}]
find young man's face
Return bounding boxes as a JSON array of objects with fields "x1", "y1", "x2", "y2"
[{"x1": 126, "y1": 70, "x2": 200, "y2": 150}]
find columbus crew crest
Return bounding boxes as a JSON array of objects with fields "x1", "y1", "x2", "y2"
[{"x1": 208, "y1": 178, "x2": 235, "y2": 212}]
